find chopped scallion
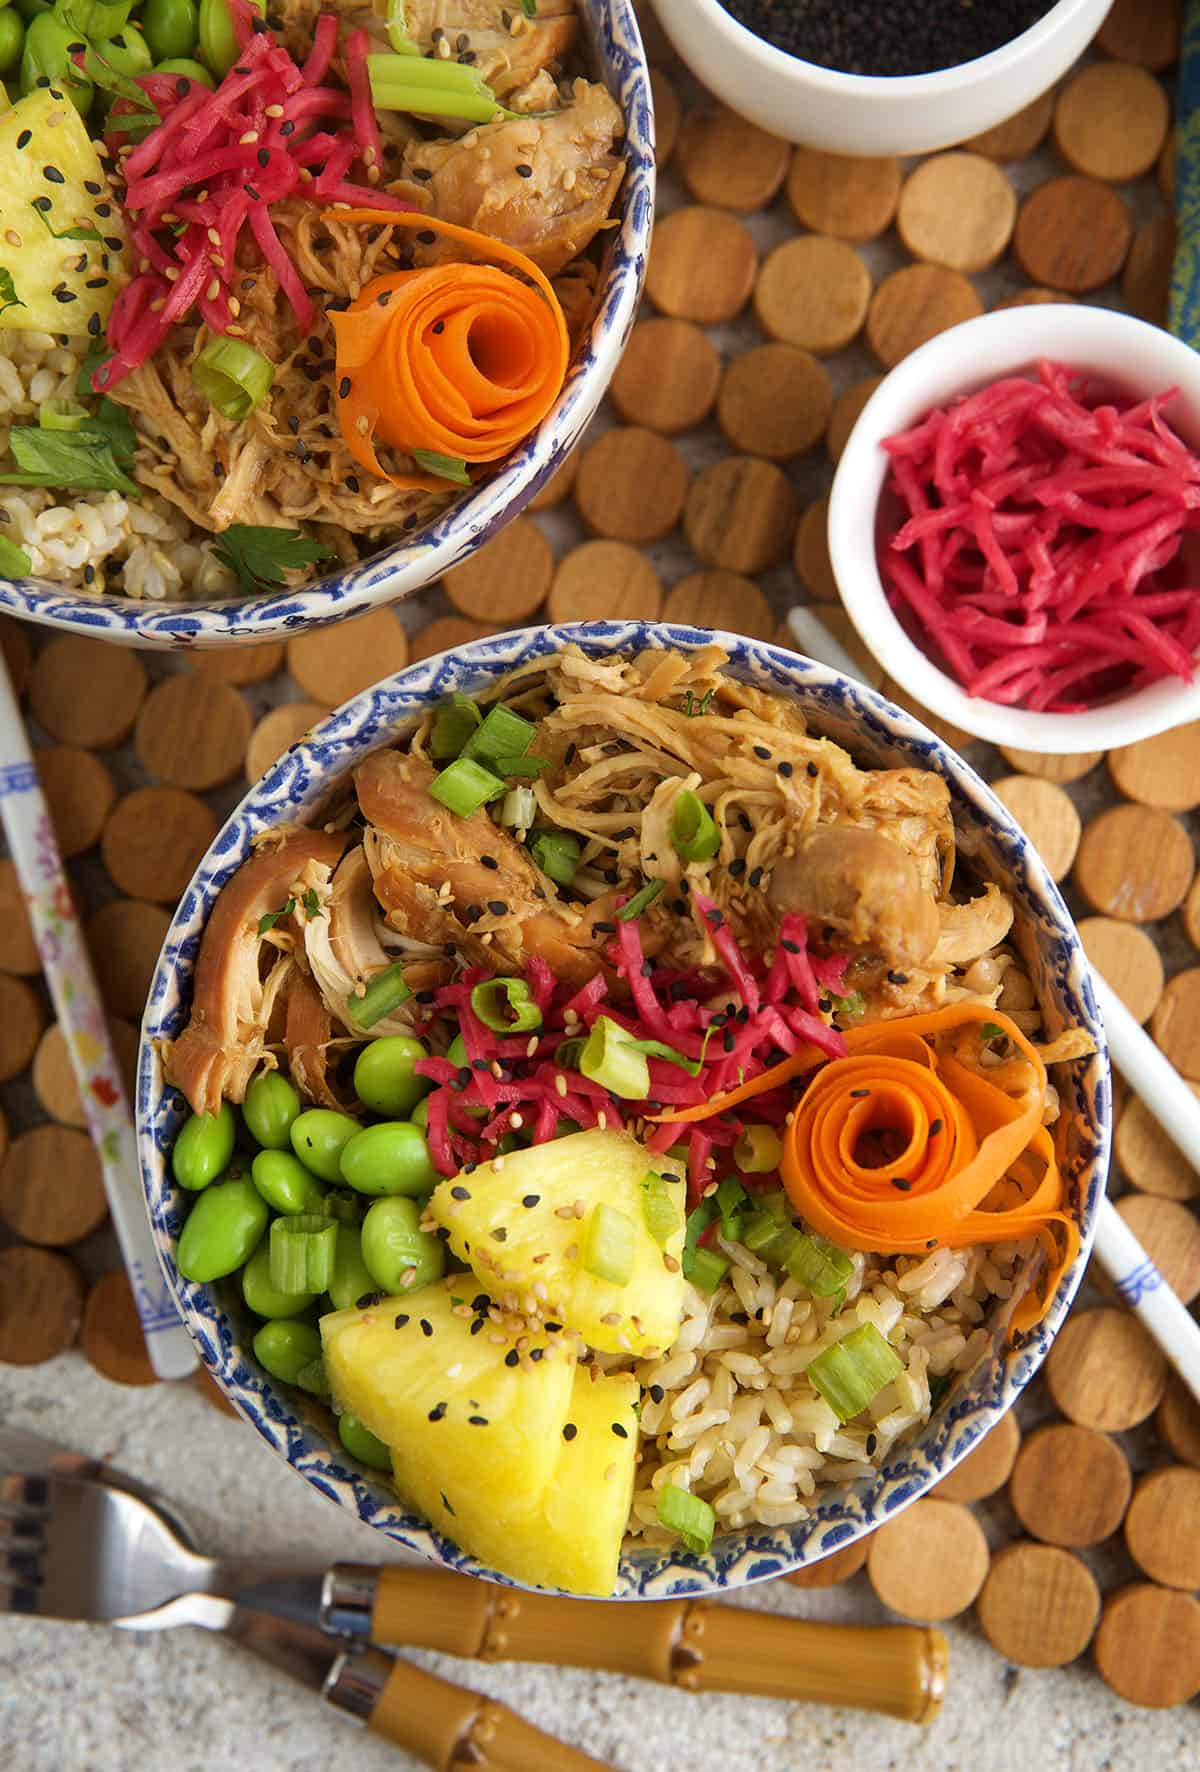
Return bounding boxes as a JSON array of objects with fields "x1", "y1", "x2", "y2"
[
  {"x1": 430, "y1": 692, "x2": 482, "y2": 760},
  {"x1": 492, "y1": 753, "x2": 552, "y2": 777},
  {"x1": 347, "y1": 963, "x2": 413, "y2": 1030},
  {"x1": 411, "y1": 448, "x2": 470, "y2": 485},
  {"x1": 470, "y1": 976, "x2": 543, "y2": 1034},
  {"x1": 194, "y1": 336, "x2": 275, "y2": 422},
  {"x1": 367, "y1": 49, "x2": 523, "y2": 124},
  {"x1": 733, "y1": 1123, "x2": 782, "y2": 1174},
  {"x1": 429, "y1": 756, "x2": 506, "y2": 817},
  {"x1": 581, "y1": 1201, "x2": 636, "y2": 1286},
  {"x1": 618, "y1": 878, "x2": 665, "y2": 921},
  {"x1": 460, "y1": 703, "x2": 537, "y2": 768},
  {"x1": 688, "y1": 1246, "x2": 730, "y2": 1294},
  {"x1": 657, "y1": 1482, "x2": 715, "y2": 1555},
  {"x1": 553, "y1": 1036, "x2": 586, "y2": 1070},
  {"x1": 269, "y1": 1214, "x2": 338, "y2": 1294},
  {"x1": 670, "y1": 789, "x2": 720, "y2": 864},
  {"x1": 39, "y1": 398, "x2": 90, "y2": 432},
  {"x1": 783, "y1": 1234, "x2": 854, "y2": 1298},
  {"x1": 579, "y1": 1015, "x2": 649, "y2": 1100},
  {"x1": 530, "y1": 830, "x2": 580, "y2": 886},
  {"x1": 681, "y1": 1197, "x2": 718, "y2": 1282},
  {"x1": 715, "y1": 1175, "x2": 748, "y2": 1240},
  {"x1": 640, "y1": 1171, "x2": 682, "y2": 1246},
  {"x1": 500, "y1": 785, "x2": 536, "y2": 829},
  {"x1": 806, "y1": 1323, "x2": 904, "y2": 1422}
]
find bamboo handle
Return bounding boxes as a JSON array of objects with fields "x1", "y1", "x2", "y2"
[{"x1": 366, "y1": 1656, "x2": 617, "y2": 1771}]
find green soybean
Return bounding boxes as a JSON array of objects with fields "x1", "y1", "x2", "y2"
[
  {"x1": 20, "y1": 13, "x2": 93, "y2": 114},
  {"x1": 353, "y1": 1035, "x2": 431, "y2": 1119},
  {"x1": 197, "y1": 0, "x2": 259, "y2": 77},
  {"x1": 176, "y1": 1176, "x2": 267, "y2": 1283},
  {"x1": 337, "y1": 1412, "x2": 391, "y2": 1471},
  {"x1": 172, "y1": 1101, "x2": 236, "y2": 1192},
  {"x1": 141, "y1": 0, "x2": 197, "y2": 61},
  {"x1": 361, "y1": 1195, "x2": 444, "y2": 1294},
  {"x1": 446, "y1": 1033, "x2": 468, "y2": 1067},
  {"x1": 410, "y1": 1095, "x2": 429, "y2": 1131},
  {"x1": 340, "y1": 1121, "x2": 439, "y2": 1198},
  {"x1": 0, "y1": 10, "x2": 23, "y2": 72},
  {"x1": 95, "y1": 25, "x2": 153, "y2": 76},
  {"x1": 154, "y1": 52, "x2": 212, "y2": 83},
  {"x1": 327, "y1": 1224, "x2": 377, "y2": 1311},
  {"x1": 243, "y1": 1069, "x2": 301, "y2": 1150},
  {"x1": 242, "y1": 1241, "x2": 314, "y2": 1320},
  {"x1": 290, "y1": 1108, "x2": 360, "y2": 1183},
  {"x1": 253, "y1": 1318, "x2": 323, "y2": 1388},
  {"x1": 251, "y1": 1149, "x2": 326, "y2": 1216}
]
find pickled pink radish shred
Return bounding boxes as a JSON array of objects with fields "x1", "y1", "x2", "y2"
[
  {"x1": 881, "y1": 361, "x2": 1200, "y2": 712},
  {"x1": 91, "y1": 10, "x2": 415, "y2": 391},
  {"x1": 408, "y1": 905, "x2": 849, "y2": 1204}
]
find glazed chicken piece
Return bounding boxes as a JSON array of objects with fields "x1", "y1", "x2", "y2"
[
  {"x1": 769, "y1": 826, "x2": 942, "y2": 969},
  {"x1": 398, "y1": 0, "x2": 578, "y2": 99},
  {"x1": 402, "y1": 78, "x2": 624, "y2": 275},
  {"x1": 285, "y1": 968, "x2": 357, "y2": 1112},
  {"x1": 302, "y1": 847, "x2": 448, "y2": 1036}
]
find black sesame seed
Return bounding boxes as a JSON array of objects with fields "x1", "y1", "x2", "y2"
[
  {"x1": 412, "y1": 166, "x2": 432, "y2": 180},
  {"x1": 432, "y1": 319, "x2": 445, "y2": 333},
  {"x1": 562, "y1": 1422, "x2": 577, "y2": 1440},
  {"x1": 728, "y1": 858, "x2": 747, "y2": 877},
  {"x1": 32, "y1": 197, "x2": 51, "y2": 211},
  {"x1": 83, "y1": 564, "x2": 95, "y2": 584},
  {"x1": 480, "y1": 854, "x2": 499, "y2": 870},
  {"x1": 245, "y1": 185, "x2": 261, "y2": 201},
  {"x1": 417, "y1": 229, "x2": 435, "y2": 244},
  {"x1": 470, "y1": 1317, "x2": 485, "y2": 1334},
  {"x1": 545, "y1": 1321, "x2": 563, "y2": 1333},
  {"x1": 16, "y1": 131, "x2": 30, "y2": 150},
  {"x1": 468, "y1": 1414, "x2": 488, "y2": 1426},
  {"x1": 515, "y1": 162, "x2": 533, "y2": 177},
  {"x1": 394, "y1": 1313, "x2": 410, "y2": 1328},
  {"x1": 891, "y1": 1177, "x2": 912, "y2": 1191},
  {"x1": 649, "y1": 1384, "x2": 664, "y2": 1403},
  {"x1": 471, "y1": 1058, "x2": 490, "y2": 1072},
  {"x1": 492, "y1": 1227, "x2": 508, "y2": 1243},
  {"x1": 487, "y1": 900, "x2": 508, "y2": 917},
  {"x1": 472, "y1": 1293, "x2": 490, "y2": 1312},
  {"x1": 280, "y1": 118, "x2": 296, "y2": 135},
  {"x1": 338, "y1": 375, "x2": 351, "y2": 398},
  {"x1": 505, "y1": 1349, "x2": 520, "y2": 1368},
  {"x1": 451, "y1": 1185, "x2": 471, "y2": 1200},
  {"x1": 257, "y1": 148, "x2": 270, "y2": 167},
  {"x1": 530, "y1": 1347, "x2": 543, "y2": 1361},
  {"x1": 807, "y1": 761, "x2": 819, "y2": 778},
  {"x1": 782, "y1": 939, "x2": 801, "y2": 954},
  {"x1": 53, "y1": 290, "x2": 77, "y2": 303},
  {"x1": 611, "y1": 1422, "x2": 629, "y2": 1438},
  {"x1": 866, "y1": 1433, "x2": 877, "y2": 1455},
  {"x1": 87, "y1": 312, "x2": 101, "y2": 336},
  {"x1": 753, "y1": 745, "x2": 771, "y2": 760},
  {"x1": 729, "y1": 1310, "x2": 750, "y2": 1325},
  {"x1": 83, "y1": 178, "x2": 102, "y2": 195},
  {"x1": 849, "y1": 1089, "x2": 871, "y2": 1098},
  {"x1": 420, "y1": 1318, "x2": 433, "y2": 1336},
  {"x1": 777, "y1": 761, "x2": 794, "y2": 777},
  {"x1": 929, "y1": 1119, "x2": 943, "y2": 1136},
  {"x1": 346, "y1": 475, "x2": 360, "y2": 492},
  {"x1": 428, "y1": 1401, "x2": 447, "y2": 1421},
  {"x1": 464, "y1": 904, "x2": 483, "y2": 924},
  {"x1": 521, "y1": 1194, "x2": 540, "y2": 1208},
  {"x1": 593, "y1": 919, "x2": 616, "y2": 934},
  {"x1": 356, "y1": 1290, "x2": 385, "y2": 1308}
]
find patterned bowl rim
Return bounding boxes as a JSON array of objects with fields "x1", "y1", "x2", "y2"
[
  {"x1": 0, "y1": 0, "x2": 654, "y2": 650},
  {"x1": 137, "y1": 621, "x2": 1111, "y2": 1598}
]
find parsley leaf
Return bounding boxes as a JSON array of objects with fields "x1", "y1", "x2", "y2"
[
  {"x1": 0, "y1": 268, "x2": 24, "y2": 317},
  {"x1": 212, "y1": 524, "x2": 335, "y2": 595},
  {"x1": 257, "y1": 897, "x2": 296, "y2": 935},
  {"x1": 0, "y1": 428, "x2": 139, "y2": 494},
  {"x1": 0, "y1": 536, "x2": 31, "y2": 577},
  {"x1": 301, "y1": 887, "x2": 324, "y2": 920},
  {"x1": 979, "y1": 1021, "x2": 1005, "y2": 1041},
  {"x1": 412, "y1": 448, "x2": 471, "y2": 486}
]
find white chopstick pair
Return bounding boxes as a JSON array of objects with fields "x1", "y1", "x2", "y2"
[{"x1": 788, "y1": 605, "x2": 1200, "y2": 1407}]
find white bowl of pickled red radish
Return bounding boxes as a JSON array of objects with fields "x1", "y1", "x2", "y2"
[{"x1": 829, "y1": 305, "x2": 1200, "y2": 754}]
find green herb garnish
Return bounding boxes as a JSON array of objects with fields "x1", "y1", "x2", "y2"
[
  {"x1": 301, "y1": 887, "x2": 324, "y2": 921},
  {"x1": 258, "y1": 897, "x2": 296, "y2": 935},
  {"x1": 979, "y1": 1022, "x2": 1005, "y2": 1041},
  {"x1": 412, "y1": 449, "x2": 471, "y2": 486},
  {"x1": 0, "y1": 428, "x2": 138, "y2": 494},
  {"x1": 30, "y1": 204, "x2": 101, "y2": 246},
  {"x1": 212, "y1": 524, "x2": 335, "y2": 595},
  {"x1": 0, "y1": 536, "x2": 32, "y2": 577},
  {"x1": 0, "y1": 269, "x2": 24, "y2": 317}
]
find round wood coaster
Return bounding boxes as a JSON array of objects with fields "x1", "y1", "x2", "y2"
[
  {"x1": 1093, "y1": 1584, "x2": 1200, "y2": 1708},
  {"x1": 29, "y1": 636, "x2": 147, "y2": 750},
  {"x1": 866, "y1": 1498, "x2": 989, "y2": 1621},
  {"x1": 646, "y1": 206, "x2": 758, "y2": 324},
  {"x1": 547, "y1": 540, "x2": 663, "y2": 624},
  {"x1": 1077, "y1": 918, "x2": 1165, "y2": 1024},
  {"x1": 244, "y1": 700, "x2": 326, "y2": 785},
  {"x1": 32, "y1": 1018, "x2": 138, "y2": 1127},
  {"x1": 1074, "y1": 804, "x2": 1194, "y2": 922},
  {"x1": 1116, "y1": 1090, "x2": 1200, "y2": 1199},
  {"x1": 609, "y1": 317, "x2": 721, "y2": 436},
  {"x1": 1151, "y1": 967, "x2": 1200, "y2": 1080},
  {"x1": 683, "y1": 457, "x2": 798, "y2": 576},
  {"x1": 792, "y1": 497, "x2": 838, "y2": 602},
  {"x1": 800, "y1": 604, "x2": 886, "y2": 688},
  {"x1": 1116, "y1": 1194, "x2": 1200, "y2": 1304},
  {"x1": 0, "y1": 857, "x2": 38, "y2": 976},
  {"x1": 996, "y1": 745, "x2": 1102, "y2": 783},
  {"x1": 785, "y1": 148, "x2": 901, "y2": 241},
  {"x1": 0, "y1": 616, "x2": 32, "y2": 701},
  {"x1": 1012, "y1": 176, "x2": 1132, "y2": 292},
  {"x1": 964, "y1": 90, "x2": 1055, "y2": 161},
  {"x1": 785, "y1": 1537, "x2": 868, "y2": 1588},
  {"x1": 675, "y1": 104, "x2": 790, "y2": 211},
  {"x1": 0, "y1": 1245, "x2": 84, "y2": 1365},
  {"x1": 1099, "y1": 0, "x2": 1182, "y2": 69},
  {"x1": 409, "y1": 616, "x2": 494, "y2": 664},
  {"x1": 1054, "y1": 62, "x2": 1169, "y2": 182},
  {"x1": 442, "y1": 519, "x2": 553, "y2": 624},
  {"x1": 1158, "y1": 1373, "x2": 1200, "y2": 1468},
  {"x1": 866, "y1": 264, "x2": 983, "y2": 369},
  {"x1": 826, "y1": 375, "x2": 884, "y2": 464},
  {"x1": 935, "y1": 1410, "x2": 1020, "y2": 1504},
  {"x1": 717, "y1": 344, "x2": 833, "y2": 461},
  {"x1": 754, "y1": 236, "x2": 872, "y2": 355},
  {"x1": 976, "y1": 1542, "x2": 1101, "y2": 1668},
  {"x1": 36, "y1": 745, "x2": 117, "y2": 859},
  {"x1": 575, "y1": 428, "x2": 690, "y2": 546},
  {"x1": 650, "y1": 67, "x2": 680, "y2": 166},
  {"x1": 1121, "y1": 215, "x2": 1175, "y2": 327},
  {"x1": 81, "y1": 1268, "x2": 157, "y2": 1387},
  {"x1": 993, "y1": 287, "x2": 1075, "y2": 310},
  {"x1": 1045, "y1": 1308, "x2": 1167, "y2": 1431},
  {"x1": 186, "y1": 642, "x2": 285, "y2": 686},
  {"x1": 1124, "y1": 1466, "x2": 1200, "y2": 1589},
  {"x1": 0, "y1": 1122, "x2": 107, "y2": 1246},
  {"x1": 101, "y1": 787, "x2": 219, "y2": 905},
  {"x1": 896, "y1": 153, "x2": 1017, "y2": 273},
  {"x1": 989, "y1": 776, "x2": 1081, "y2": 881},
  {"x1": 528, "y1": 452, "x2": 578, "y2": 512},
  {"x1": 85, "y1": 899, "x2": 171, "y2": 1022},
  {"x1": 135, "y1": 674, "x2": 253, "y2": 791},
  {"x1": 287, "y1": 607, "x2": 412, "y2": 706},
  {"x1": 0, "y1": 974, "x2": 46, "y2": 1083},
  {"x1": 1108, "y1": 720, "x2": 1200, "y2": 812},
  {"x1": 1009, "y1": 1421, "x2": 1133, "y2": 1546},
  {"x1": 662, "y1": 569, "x2": 774, "y2": 641}
]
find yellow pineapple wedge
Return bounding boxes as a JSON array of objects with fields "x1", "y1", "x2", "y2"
[{"x1": 429, "y1": 1129, "x2": 686, "y2": 1357}]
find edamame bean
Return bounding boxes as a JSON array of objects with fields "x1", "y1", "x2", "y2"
[
  {"x1": 20, "y1": 12, "x2": 93, "y2": 114},
  {"x1": 0, "y1": 9, "x2": 23, "y2": 73},
  {"x1": 251, "y1": 1149, "x2": 326, "y2": 1215},
  {"x1": 243, "y1": 1068, "x2": 301, "y2": 1150},
  {"x1": 353, "y1": 1035, "x2": 431, "y2": 1119},
  {"x1": 328, "y1": 1225, "x2": 377, "y2": 1311},
  {"x1": 446, "y1": 1033, "x2": 468, "y2": 1067},
  {"x1": 197, "y1": 0, "x2": 259, "y2": 77},
  {"x1": 290, "y1": 1108, "x2": 360, "y2": 1183},
  {"x1": 340, "y1": 1121, "x2": 439, "y2": 1198},
  {"x1": 253, "y1": 1318, "x2": 322, "y2": 1388},
  {"x1": 361, "y1": 1195, "x2": 445, "y2": 1294},
  {"x1": 242, "y1": 1241, "x2": 314, "y2": 1319},
  {"x1": 176, "y1": 1176, "x2": 267, "y2": 1283},
  {"x1": 172, "y1": 1101, "x2": 236, "y2": 1192},
  {"x1": 141, "y1": 0, "x2": 197, "y2": 62},
  {"x1": 410, "y1": 1096, "x2": 429, "y2": 1131},
  {"x1": 95, "y1": 25, "x2": 153, "y2": 76},
  {"x1": 337, "y1": 1412, "x2": 391, "y2": 1471},
  {"x1": 154, "y1": 53, "x2": 212, "y2": 84}
]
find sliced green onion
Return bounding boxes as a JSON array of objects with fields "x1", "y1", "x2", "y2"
[
  {"x1": 0, "y1": 537, "x2": 31, "y2": 578},
  {"x1": 530, "y1": 830, "x2": 580, "y2": 886},
  {"x1": 412, "y1": 448, "x2": 470, "y2": 485},
  {"x1": 715, "y1": 1175, "x2": 748, "y2": 1239},
  {"x1": 657, "y1": 1482, "x2": 715, "y2": 1555},
  {"x1": 581, "y1": 1201, "x2": 636, "y2": 1285},
  {"x1": 461, "y1": 703, "x2": 538, "y2": 768},
  {"x1": 641, "y1": 1171, "x2": 682, "y2": 1246},
  {"x1": 618, "y1": 878, "x2": 665, "y2": 922},
  {"x1": 322, "y1": 1189, "x2": 363, "y2": 1225},
  {"x1": 470, "y1": 976, "x2": 543, "y2": 1034},
  {"x1": 681, "y1": 1197, "x2": 718, "y2": 1283},
  {"x1": 670, "y1": 789, "x2": 720, "y2": 864},
  {"x1": 194, "y1": 336, "x2": 275, "y2": 422},
  {"x1": 553, "y1": 1036, "x2": 586, "y2": 1070},
  {"x1": 807, "y1": 1322, "x2": 904, "y2": 1423},
  {"x1": 500, "y1": 785, "x2": 536, "y2": 829},
  {"x1": 734, "y1": 1123, "x2": 782, "y2": 1174},
  {"x1": 688, "y1": 1246, "x2": 730, "y2": 1294},
  {"x1": 429, "y1": 756, "x2": 506, "y2": 817},
  {"x1": 759, "y1": 1191, "x2": 790, "y2": 1223},
  {"x1": 383, "y1": 0, "x2": 421, "y2": 51},
  {"x1": 832, "y1": 990, "x2": 867, "y2": 1020},
  {"x1": 430, "y1": 691, "x2": 482, "y2": 760},
  {"x1": 492, "y1": 753, "x2": 552, "y2": 778},
  {"x1": 39, "y1": 398, "x2": 91, "y2": 432},
  {"x1": 742, "y1": 1207, "x2": 791, "y2": 1258},
  {"x1": 294, "y1": 1356, "x2": 331, "y2": 1397},
  {"x1": 783, "y1": 1234, "x2": 854, "y2": 1298},
  {"x1": 579, "y1": 1015, "x2": 649, "y2": 1100},
  {"x1": 347, "y1": 963, "x2": 413, "y2": 1030},
  {"x1": 367, "y1": 50, "x2": 519, "y2": 124},
  {"x1": 269, "y1": 1213, "x2": 338, "y2": 1294}
]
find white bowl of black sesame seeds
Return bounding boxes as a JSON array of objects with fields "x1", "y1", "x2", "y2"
[{"x1": 652, "y1": 0, "x2": 1113, "y2": 156}]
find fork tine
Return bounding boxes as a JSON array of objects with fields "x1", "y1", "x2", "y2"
[
  {"x1": 0, "y1": 1565, "x2": 42, "y2": 1615},
  {"x1": 0, "y1": 1544, "x2": 43, "y2": 1584},
  {"x1": 0, "y1": 1472, "x2": 52, "y2": 1509}
]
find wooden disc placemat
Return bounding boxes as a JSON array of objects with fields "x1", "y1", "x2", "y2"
[
  {"x1": 896, "y1": 153, "x2": 1017, "y2": 273},
  {"x1": 1151, "y1": 967, "x2": 1200, "y2": 1081},
  {"x1": 101, "y1": 787, "x2": 218, "y2": 905},
  {"x1": 442, "y1": 518, "x2": 555, "y2": 625},
  {"x1": 1012, "y1": 175, "x2": 1132, "y2": 292},
  {"x1": 683, "y1": 457, "x2": 797, "y2": 576},
  {"x1": 0, "y1": 974, "x2": 46, "y2": 1083},
  {"x1": 0, "y1": 1245, "x2": 84, "y2": 1365},
  {"x1": 1009, "y1": 1422, "x2": 1133, "y2": 1547},
  {"x1": 866, "y1": 1498, "x2": 990, "y2": 1621},
  {"x1": 548, "y1": 540, "x2": 663, "y2": 624},
  {"x1": 717, "y1": 344, "x2": 833, "y2": 461},
  {"x1": 1073, "y1": 805, "x2": 1195, "y2": 922},
  {"x1": 1098, "y1": 0, "x2": 1182, "y2": 69},
  {"x1": 977, "y1": 1543, "x2": 1101, "y2": 1669},
  {"x1": 245, "y1": 701, "x2": 327, "y2": 784},
  {"x1": 826, "y1": 375, "x2": 884, "y2": 463},
  {"x1": 0, "y1": 857, "x2": 39, "y2": 976},
  {"x1": 0, "y1": 1123, "x2": 108, "y2": 1246},
  {"x1": 1077, "y1": 918, "x2": 1165, "y2": 1024},
  {"x1": 1093, "y1": 1585, "x2": 1200, "y2": 1708},
  {"x1": 662, "y1": 569, "x2": 775, "y2": 639},
  {"x1": 575, "y1": 428, "x2": 690, "y2": 546},
  {"x1": 754, "y1": 236, "x2": 872, "y2": 355},
  {"x1": 865, "y1": 263, "x2": 983, "y2": 367},
  {"x1": 997, "y1": 746, "x2": 1103, "y2": 782},
  {"x1": 1123, "y1": 1466, "x2": 1200, "y2": 1589},
  {"x1": 1108, "y1": 723, "x2": 1200, "y2": 811},
  {"x1": 646, "y1": 206, "x2": 758, "y2": 324},
  {"x1": 1158, "y1": 1374, "x2": 1200, "y2": 1469},
  {"x1": 81, "y1": 1269, "x2": 157, "y2": 1387},
  {"x1": 1115, "y1": 1195, "x2": 1200, "y2": 1304},
  {"x1": 966, "y1": 91, "x2": 1054, "y2": 161},
  {"x1": 609, "y1": 317, "x2": 721, "y2": 436},
  {"x1": 675, "y1": 104, "x2": 790, "y2": 212},
  {"x1": 786, "y1": 148, "x2": 901, "y2": 241},
  {"x1": 784, "y1": 1537, "x2": 869, "y2": 1589},
  {"x1": 29, "y1": 636, "x2": 147, "y2": 750},
  {"x1": 36, "y1": 745, "x2": 117, "y2": 858},
  {"x1": 409, "y1": 615, "x2": 494, "y2": 663},
  {"x1": 136, "y1": 674, "x2": 252, "y2": 791},
  {"x1": 1053, "y1": 62, "x2": 1169, "y2": 183},
  {"x1": 85, "y1": 900, "x2": 172, "y2": 1023},
  {"x1": 1116, "y1": 1091, "x2": 1200, "y2": 1199},
  {"x1": 1045, "y1": 1310, "x2": 1167, "y2": 1431},
  {"x1": 990, "y1": 776, "x2": 1081, "y2": 882},
  {"x1": 32, "y1": 1019, "x2": 138, "y2": 1128},
  {"x1": 935, "y1": 1410, "x2": 1020, "y2": 1504},
  {"x1": 186, "y1": 641, "x2": 285, "y2": 686},
  {"x1": 286, "y1": 607, "x2": 412, "y2": 706}
]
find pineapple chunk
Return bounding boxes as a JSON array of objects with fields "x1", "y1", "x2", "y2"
[
  {"x1": 0, "y1": 88, "x2": 129, "y2": 335},
  {"x1": 430, "y1": 1129, "x2": 687, "y2": 1357}
]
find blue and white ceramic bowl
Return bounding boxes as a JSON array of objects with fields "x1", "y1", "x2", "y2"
[
  {"x1": 138, "y1": 622, "x2": 1110, "y2": 1596},
  {"x1": 0, "y1": 4, "x2": 653, "y2": 652}
]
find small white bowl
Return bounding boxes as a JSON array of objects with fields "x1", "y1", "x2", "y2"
[
  {"x1": 651, "y1": 0, "x2": 1112, "y2": 156},
  {"x1": 828, "y1": 305, "x2": 1200, "y2": 755}
]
